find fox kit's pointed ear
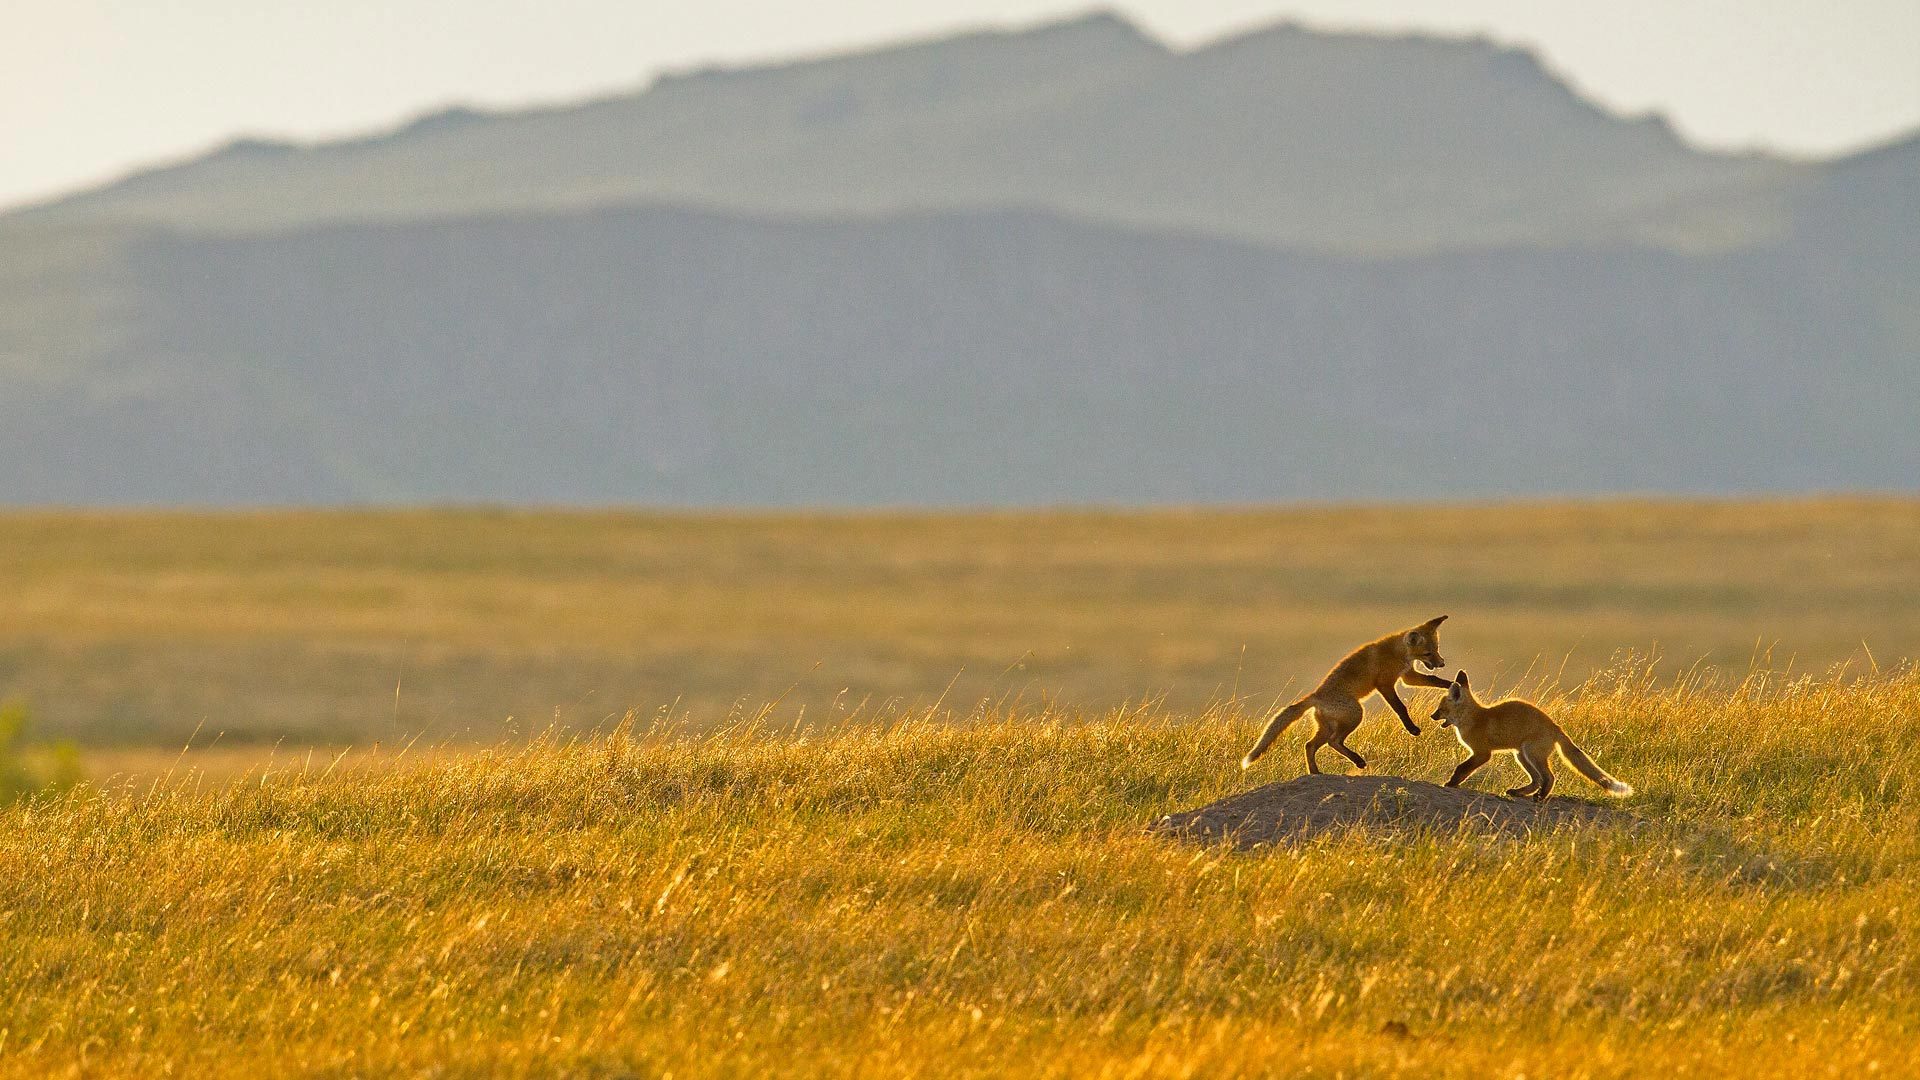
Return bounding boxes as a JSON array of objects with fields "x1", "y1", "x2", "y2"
[
  {"x1": 1427, "y1": 615, "x2": 1449, "y2": 628},
  {"x1": 1454, "y1": 670, "x2": 1469, "y2": 687}
]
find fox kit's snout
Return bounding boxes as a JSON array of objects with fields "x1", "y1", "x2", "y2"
[{"x1": 1434, "y1": 670, "x2": 1633, "y2": 801}]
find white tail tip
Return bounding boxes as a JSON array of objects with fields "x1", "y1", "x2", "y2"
[
  {"x1": 1605, "y1": 780, "x2": 1633, "y2": 797},
  {"x1": 1240, "y1": 756, "x2": 1255, "y2": 771}
]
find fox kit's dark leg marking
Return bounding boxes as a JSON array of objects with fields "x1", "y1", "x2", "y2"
[
  {"x1": 1527, "y1": 746, "x2": 1555, "y2": 801},
  {"x1": 1510, "y1": 747, "x2": 1549, "y2": 798},
  {"x1": 1304, "y1": 732, "x2": 1328, "y2": 774},
  {"x1": 1401, "y1": 670, "x2": 1454, "y2": 690},
  {"x1": 1379, "y1": 685, "x2": 1421, "y2": 737},
  {"x1": 1446, "y1": 750, "x2": 1490, "y2": 788},
  {"x1": 1330, "y1": 736, "x2": 1367, "y2": 770}
]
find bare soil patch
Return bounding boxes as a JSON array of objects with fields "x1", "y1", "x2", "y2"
[{"x1": 1151, "y1": 774, "x2": 1630, "y2": 849}]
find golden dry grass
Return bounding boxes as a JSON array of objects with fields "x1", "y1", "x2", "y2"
[
  {"x1": 2, "y1": 499, "x2": 1917, "y2": 747},
  {"x1": 3, "y1": 501, "x2": 1918, "y2": 1075},
  {"x1": 3, "y1": 664, "x2": 1917, "y2": 1077}
]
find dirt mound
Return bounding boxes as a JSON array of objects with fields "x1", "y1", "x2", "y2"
[{"x1": 1151, "y1": 774, "x2": 1629, "y2": 849}]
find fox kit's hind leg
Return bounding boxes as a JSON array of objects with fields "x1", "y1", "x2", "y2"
[
  {"x1": 1306, "y1": 698, "x2": 1365, "y2": 774},
  {"x1": 1328, "y1": 737, "x2": 1367, "y2": 770},
  {"x1": 1327, "y1": 708, "x2": 1367, "y2": 770},
  {"x1": 1509, "y1": 746, "x2": 1551, "y2": 799},
  {"x1": 1522, "y1": 743, "x2": 1556, "y2": 801},
  {"x1": 1303, "y1": 733, "x2": 1325, "y2": 774}
]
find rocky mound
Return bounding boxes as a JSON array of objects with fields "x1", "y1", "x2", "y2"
[{"x1": 1151, "y1": 774, "x2": 1630, "y2": 849}]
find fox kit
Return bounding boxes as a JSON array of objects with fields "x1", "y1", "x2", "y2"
[
  {"x1": 1242, "y1": 616, "x2": 1453, "y2": 774},
  {"x1": 1429, "y1": 671, "x2": 1632, "y2": 801}
]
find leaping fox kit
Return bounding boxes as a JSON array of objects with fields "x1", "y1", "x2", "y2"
[
  {"x1": 1429, "y1": 671, "x2": 1632, "y2": 801},
  {"x1": 1242, "y1": 616, "x2": 1453, "y2": 774}
]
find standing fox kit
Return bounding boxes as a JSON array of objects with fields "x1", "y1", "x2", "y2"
[
  {"x1": 1242, "y1": 616, "x2": 1453, "y2": 774},
  {"x1": 1429, "y1": 671, "x2": 1632, "y2": 801}
]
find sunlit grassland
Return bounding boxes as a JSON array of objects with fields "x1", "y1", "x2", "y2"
[
  {"x1": 4, "y1": 666, "x2": 1916, "y2": 1077},
  {"x1": 2, "y1": 498, "x2": 1917, "y2": 747}
]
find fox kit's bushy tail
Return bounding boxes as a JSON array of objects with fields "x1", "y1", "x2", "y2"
[
  {"x1": 1243, "y1": 700, "x2": 1312, "y2": 769},
  {"x1": 1557, "y1": 735, "x2": 1633, "y2": 796}
]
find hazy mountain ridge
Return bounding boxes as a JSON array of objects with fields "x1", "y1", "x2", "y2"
[
  {"x1": 0, "y1": 11, "x2": 1913, "y2": 505},
  {"x1": 8, "y1": 12, "x2": 1795, "y2": 255}
]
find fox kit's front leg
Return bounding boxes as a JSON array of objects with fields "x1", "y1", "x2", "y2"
[
  {"x1": 1378, "y1": 630, "x2": 1453, "y2": 736},
  {"x1": 1445, "y1": 750, "x2": 1490, "y2": 788},
  {"x1": 1378, "y1": 684, "x2": 1422, "y2": 736}
]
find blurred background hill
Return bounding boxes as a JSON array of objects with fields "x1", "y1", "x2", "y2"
[{"x1": 3, "y1": 10, "x2": 1914, "y2": 505}]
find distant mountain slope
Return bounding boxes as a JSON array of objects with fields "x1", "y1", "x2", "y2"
[
  {"x1": 11, "y1": 12, "x2": 1792, "y2": 255},
  {"x1": 1, "y1": 12, "x2": 1911, "y2": 506},
  {"x1": 2, "y1": 203, "x2": 1911, "y2": 505}
]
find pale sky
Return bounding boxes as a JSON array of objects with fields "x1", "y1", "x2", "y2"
[{"x1": 4, "y1": 1, "x2": 1917, "y2": 211}]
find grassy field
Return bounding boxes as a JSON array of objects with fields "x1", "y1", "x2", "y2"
[
  {"x1": 2, "y1": 499, "x2": 1917, "y2": 749},
  {"x1": 4, "y1": 500, "x2": 1919, "y2": 1075},
  {"x1": 4, "y1": 665, "x2": 1917, "y2": 1077}
]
